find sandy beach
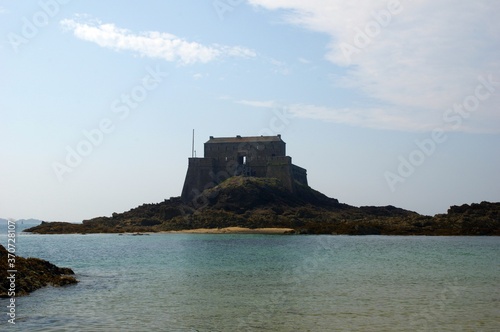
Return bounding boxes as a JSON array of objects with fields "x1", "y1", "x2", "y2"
[{"x1": 165, "y1": 227, "x2": 295, "y2": 234}]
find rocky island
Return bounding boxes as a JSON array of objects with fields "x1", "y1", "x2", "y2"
[
  {"x1": 26, "y1": 176, "x2": 500, "y2": 235},
  {"x1": 26, "y1": 135, "x2": 500, "y2": 236}
]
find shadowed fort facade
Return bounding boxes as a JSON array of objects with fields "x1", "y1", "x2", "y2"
[{"x1": 181, "y1": 135, "x2": 308, "y2": 202}]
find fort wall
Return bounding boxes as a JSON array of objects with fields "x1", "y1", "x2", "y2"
[{"x1": 181, "y1": 135, "x2": 308, "y2": 203}]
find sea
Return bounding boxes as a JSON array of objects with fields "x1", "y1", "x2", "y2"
[{"x1": 1, "y1": 223, "x2": 499, "y2": 331}]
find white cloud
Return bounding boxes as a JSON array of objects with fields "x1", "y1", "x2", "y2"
[
  {"x1": 235, "y1": 98, "x2": 431, "y2": 131},
  {"x1": 234, "y1": 97, "x2": 499, "y2": 133},
  {"x1": 298, "y1": 57, "x2": 311, "y2": 64},
  {"x1": 286, "y1": 104, "x2": 437, "y2": 132},
  {"x1": 248, "y1": 0, "x2": 500, "y2": 132},
  {"x1": 237, "y1": 99, "x2": 278, "y2": 108},
  {"x1": 60, "y1": 17, "x2": 256, "y2": 65}
]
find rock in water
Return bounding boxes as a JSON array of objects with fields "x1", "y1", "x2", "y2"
[{"x1": 0, "y1": 245, "x2": 78, "y2": 297}]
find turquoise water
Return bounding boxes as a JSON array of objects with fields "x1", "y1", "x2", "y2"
[{"x1": 1, "y1": 231, "x2": 499, "y2": 331}]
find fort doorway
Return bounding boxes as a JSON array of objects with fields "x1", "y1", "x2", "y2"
[{"x1": 238, "y1": 155, "x2": 247, "y2": 165}]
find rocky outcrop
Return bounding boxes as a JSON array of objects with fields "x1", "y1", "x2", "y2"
[
  {"x1": 431, "y1": 201, "x2": 500, "y2": 235},
  {"x1": 0, "y1": 245, "x2": 78, "y2": 297},
  {"x1": 25, "y1": 176, "x2": 500, "y2": 235}
]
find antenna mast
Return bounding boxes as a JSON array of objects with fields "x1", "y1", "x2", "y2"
[{"x1": 191, "y1": 129, "x2": 195, "y2": 158}]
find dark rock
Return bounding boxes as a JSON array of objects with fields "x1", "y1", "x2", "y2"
[
  {"x1": 0, "y1": 245, "x2": 78, "y2": 297},
  {"x1": 24, "y1": 177, "x2": 500, "y2": 236},
  {"x1": 140, "y1": 219, "x2": 162, "y2": 226}
]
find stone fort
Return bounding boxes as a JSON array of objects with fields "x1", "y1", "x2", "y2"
[{"x1": 181, "y1": 135, "x2": 308, "y2": 202}]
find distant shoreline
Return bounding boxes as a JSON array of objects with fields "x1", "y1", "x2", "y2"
[
  {"x1": 114, "y1": 227, "x2": 296, "y2": 236},
  {"x1": 116, "y1": 227, "x2": 295, "y2": 235},
  {"x1": 163, "y1": 227, "x2": 295, "y2": 234}
]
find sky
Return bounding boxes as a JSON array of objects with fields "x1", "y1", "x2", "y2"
[{"x1": 1, "y1": 0, "x2": 499, "y2": 222}]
